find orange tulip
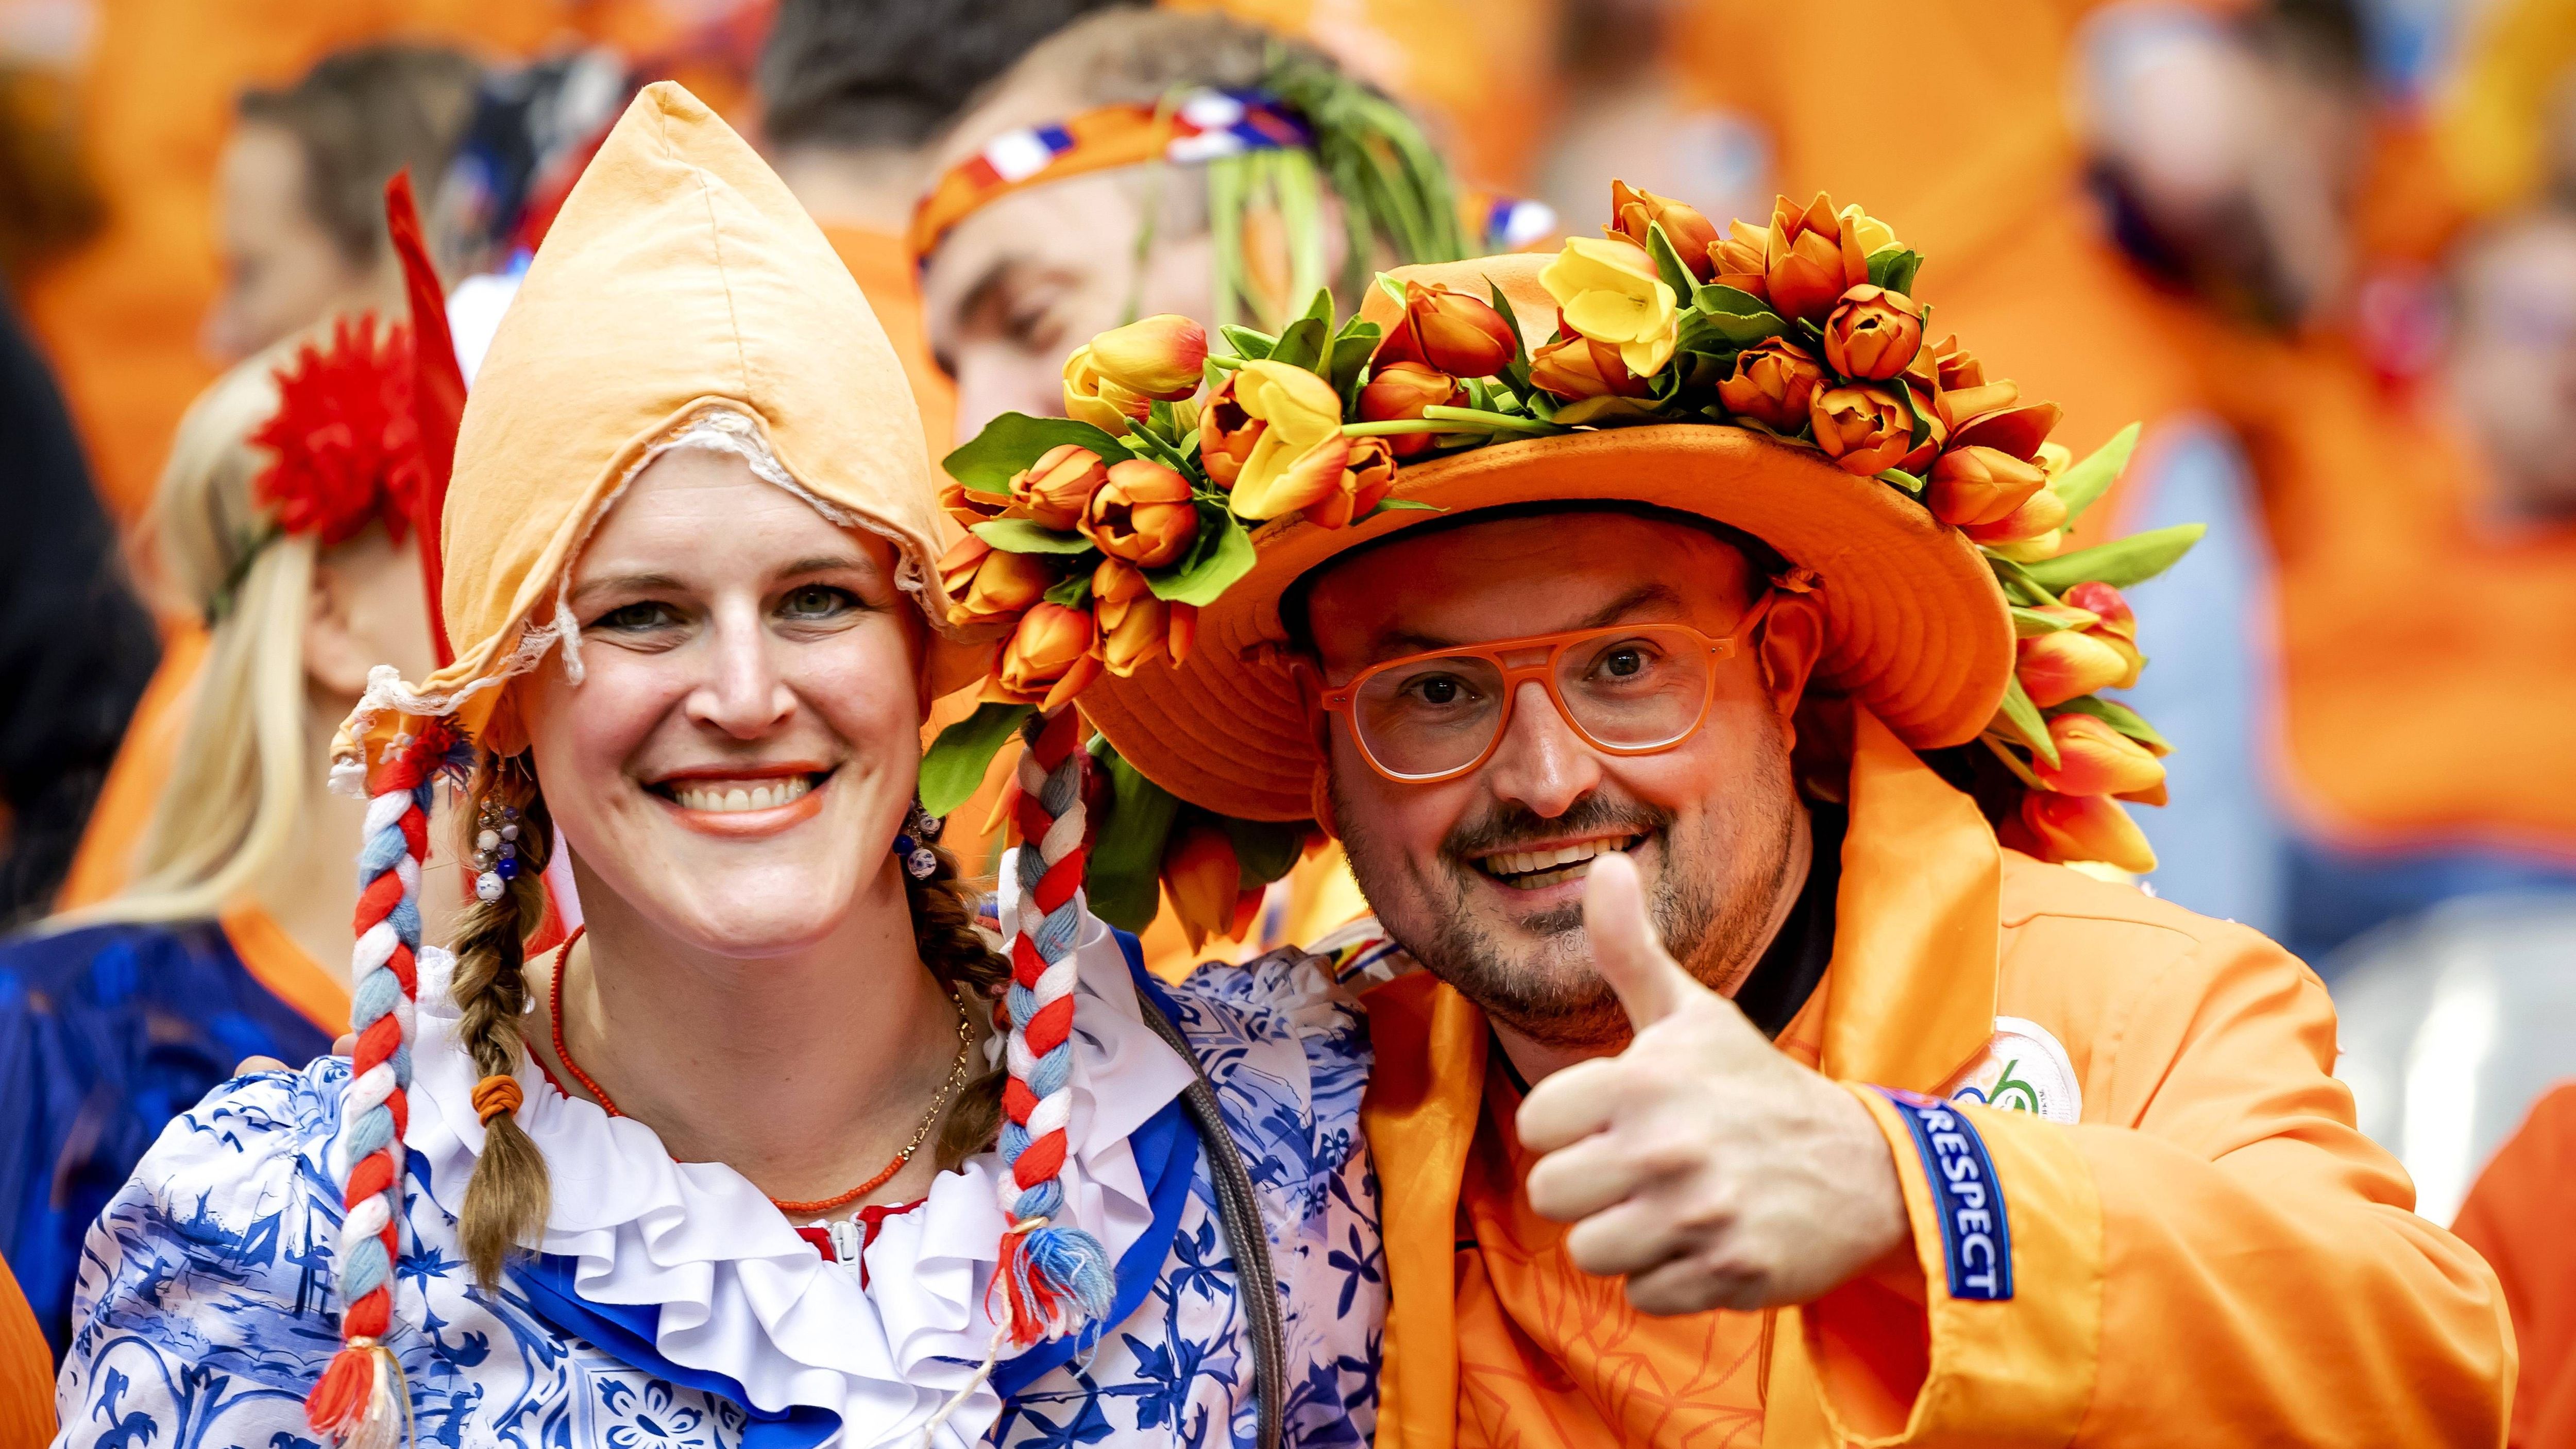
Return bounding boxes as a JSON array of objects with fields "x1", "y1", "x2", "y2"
[
  {"x1": 1961, "y1": 481, "x2": 2069, "y2": 545},
  {"x1": 940, "y1": 477, "x2": 1011, "y2": 529},
  {"x1": 2019, "y1": 790, "x2": 2157, "y2": 873},
  {"x1": 1529, "y1": 325, "x2": 1652, "y2": 401},
  {"x1": 1926, "y1": 445, "x2": 2051, "y2": 527},
  {"x1": 1093, "y1": 557, "x2": 1195, "y2": 672},
  {"x1": 938, "y1": 535, "x2": 1056, "y2": 629},
  {"x1": 993, "y1": 602, "x2": 1101, "y2": 710},
  {"x1": 1162, "y1": 822, "x2": 1245, "y2": 952},
  {"x1": 1199, "y1": 372, "x2": 1259, "y2": 488},
  {"x1": 2062, "y1": 581, "x2": 2143, "y2": 686},
  {"x1": 1080, "y1": 458, "x2": 1199, "y2": 568},
  {"x1": 2016, "y1": 628, "x2": 2132, "y2": 708},
  {"x1": 1086, "y1": 314, "x2": 1208, "y2": 401},
  {"x1": 1716, "y1": 338, "x2": 1825, "y2": 431},
  {"x1": 1948, "y1": 401, "x2": 2063, "y2": 461},
  {"x1": 1300, "y1": 436, "x2": 1398, "y2": 530},
  {"x1": 1358, "y1": 362, "x2": 1464, "y2": 457},
  {"x1": 1376, "y1": 280, "x2": 1517, "y2": 378},
  {"x1": 1821, "y1": 284, "x2": 1924, "y2": 380},
  {"x1": 1808, "y1": 382, "x2": 1914, "y2": 474},
  {"x1": 2032, "y1": 713, "x2": 2167, "y2": 798},
  {"x1": 1707, "y1": 217, "x2": 1770, "y2": 300},
  {"x1": 1762, "y1": 192, "x2": 1898, "y2": 323},
  {"x1": 1608, "y1": 179, "x2": 1718, "y2": 278},
  {"x1": 1010, "y1": 444, "x2": 1109, "y2": 531}
]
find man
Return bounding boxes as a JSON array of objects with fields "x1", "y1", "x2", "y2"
[{"x1": 1072, "y1": 243, "x2": 2516, "y2": 1441}]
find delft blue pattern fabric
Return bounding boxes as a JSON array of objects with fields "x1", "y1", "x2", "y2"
[
  {"x1": 1, "y1": 918, "x2": 332, "y2": 1357},
  {"x1": 50, "y1": 948, "x2": 1381, "y2": 1449}
]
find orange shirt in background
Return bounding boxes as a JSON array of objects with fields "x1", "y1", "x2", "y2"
[
  {"x1": 0, "y1": 1255, "x2": 52, "y2": 1449},
  {"x1": 2455, "y1": 1083, "x2": 2576, "y2": 1448},
  {"x1": 1666, "y1": 0, "x2": 2206, "y2": 538},
  {"x1": 23, "y1": 0, "x2": 677, "y2": 521},
  {"x1": 821, "y1": 223, "x2": 956, "y2": 457}
]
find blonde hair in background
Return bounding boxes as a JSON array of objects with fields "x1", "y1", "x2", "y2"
[{"x1": 56, "y1": 347, "x2": 317, "y2": 929}]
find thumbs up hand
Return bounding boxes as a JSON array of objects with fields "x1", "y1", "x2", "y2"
[{"x1": 1517, "y1": 851, "x2": 1911, "y2": 1315}]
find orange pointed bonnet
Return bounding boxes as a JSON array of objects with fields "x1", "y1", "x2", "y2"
[{"x1": 332, "y1": 80, "x2": 980, "y2": 783}]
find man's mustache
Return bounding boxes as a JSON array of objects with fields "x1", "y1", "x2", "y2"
[{"x1": 1441, "y1": 796, "x2": 1676, "y2": 864}]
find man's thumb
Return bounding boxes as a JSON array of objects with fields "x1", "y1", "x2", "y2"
[{"x1": 1584, "y1": 850, "x2": 1702, "y2": 1030}]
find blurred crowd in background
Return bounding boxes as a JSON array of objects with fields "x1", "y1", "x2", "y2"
[{"x1": 2, "y1": 0, "x2": 2574, "y2": 1392}]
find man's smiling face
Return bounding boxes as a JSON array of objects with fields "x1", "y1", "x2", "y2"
[{"x1": 1302, "y1": 509, "x2": 1821, "y2": 1048}]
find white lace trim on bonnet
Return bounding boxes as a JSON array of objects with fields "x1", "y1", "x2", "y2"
[{"x1": 333, "y1": 404, "x2": 934, "y2": 797}]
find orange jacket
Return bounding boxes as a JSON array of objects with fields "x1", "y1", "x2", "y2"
[
  {"x1": 2455, "y1": 1083, "x2": 2576, "y2": 1448},
  {"x1": 1364, "y1": 710, "x2": 2515, "y2": 1446},
  {"x1": 0, "y1": 1254, "x2": 50, "y2": 1449}
]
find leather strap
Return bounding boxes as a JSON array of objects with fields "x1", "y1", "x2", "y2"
[{"x1": 1137, "y1": 994, "x2": 1286, "y2": 1449}]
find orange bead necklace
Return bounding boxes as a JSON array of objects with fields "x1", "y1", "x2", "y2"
[{"x1": 546, "y1": 925, "x2": 974, "y2": 1217}]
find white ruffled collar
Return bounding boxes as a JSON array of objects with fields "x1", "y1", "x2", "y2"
[{"x1": 404, "y1": 877, "x2": 1195, "y2": 1449}]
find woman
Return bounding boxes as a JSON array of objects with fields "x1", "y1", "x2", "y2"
[
  {"x1": 53, "y1": 83, "x2": 1377, "y2": 1448},
  {"x1": 0, "y1": 315, "x2": 448, "y2": 1354}
]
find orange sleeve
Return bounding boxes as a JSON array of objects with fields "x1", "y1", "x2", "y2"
[
  {"x1": 1801, "y1": 923, "x2": 2515, "y2": 1445},
  {"x1": 2453, "y1": 1083, "x2": 2576, "y2": 1448},
  {"x1": 0, "y1": 1256, "x2": 54, "y2": 1449}
]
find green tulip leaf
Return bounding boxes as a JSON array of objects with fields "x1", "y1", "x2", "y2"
[
  {"x1": 1219, "y1": 325, "x2": 1277, "y2": 361},
  {"x1": 1219, "y1": 814, "x2": 1308, "y2": 890},
  {"x1": 1994, "y1": 675, "x2": 2060, "y2": 768},
  {"x1": 1330, "y1": 321, "x2": 1382, "y2": 409},
  {"x1": 1082, "y1": 746, "x2": 1184, "y2": 932},
  {"x1": 2011, "y1": 604, "x2": 2077, "y2": 637},
  {"x1": 1985, "y1": 551, "x2": 2060, "y2": 606},
  {"x1": 1485, "y1": 276, "x2": 1533, "y2": 372},
  {"x1": 1147, "y1": 512, "x2": 1256, "y2": 605},
  {"x1": 1646, "y1": 221, "x2": 1699, "y2": 300},
  {"x1": 1866, "y1": 245, "x2": 1923, "y2": 295},
  {"x1": 1042, "y1": 571, "x2": 1092, "y2": 608},
  {"x1": 1694, "y1": 283, "x2": 1773, "y2": 318},
  {"x1": 970, "y1": 519, "x2": 1096, "y2": 555},
  {"x1": 1374, "y1": 271, "x2": 1409, "y2": 309},
  {"x1": 2051, "y1": 694, "x2": 2174, "y2": 754},
  {"x1": 2022, "y1": 522, "x2": 2206, "y2": 592},
  {"x1": 944, "y1": 414, "x2": 1132, "y2": 496},
  {"x1": 1683, "y1": 306, "x2": 1788, "y2": 349},
  {"x1": 1358, "y1": 498, "x2": 1442, "y2": 522},
  {"x1": 2054, "y1": 422, "x2": 2141, "y2": 527},
  {"x1": 920, "y1": 703, "x2": 1035, "y2": 817}
]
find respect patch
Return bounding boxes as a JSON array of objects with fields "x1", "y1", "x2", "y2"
[{"x1": 1877, "y1": 1087, "x2": 2013, "y2": 1302}]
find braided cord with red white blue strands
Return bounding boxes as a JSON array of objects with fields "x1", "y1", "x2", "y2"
[
  {"x1": 992, "y1": 707, "x2": 1116, "y2": 1346},
  {"x1": 306, "y1": 720, "x2": 460, "y2": 1448}
]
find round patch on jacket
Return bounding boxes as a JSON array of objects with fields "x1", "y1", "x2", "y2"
[{"x1": 1947, "y1": 1016, "x2": 2081, "y2": 1123}]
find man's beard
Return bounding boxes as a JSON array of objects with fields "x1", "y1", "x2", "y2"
[{"x1": 1335, "y1": 730, "x2": 1802, "y2": 1050}]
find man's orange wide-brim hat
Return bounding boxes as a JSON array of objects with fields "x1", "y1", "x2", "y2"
[{"x1": 1077, "y1": 254, "x2": 2016, "y2": 822}]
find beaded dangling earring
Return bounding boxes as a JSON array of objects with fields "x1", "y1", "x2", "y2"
[
  {"x1": 473, "y1": 794, "x2": 522, "y2": 902},
  {"x1": 893, "y1": 797, "x2": 943, "y2": 881}
]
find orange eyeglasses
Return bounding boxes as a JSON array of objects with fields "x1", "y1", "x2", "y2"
[{"x1": 1317, "y1": 592, "x2": 1779, "y2": 784}]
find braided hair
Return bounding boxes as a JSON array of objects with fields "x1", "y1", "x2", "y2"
[{"x1": 443, "y1": 751, "x2": 1011, "y2": 1285}]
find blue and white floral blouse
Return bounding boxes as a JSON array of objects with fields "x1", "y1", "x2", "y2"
[{"x1": 50, "y1": 898, "x2": 1382, "y2": 1449}]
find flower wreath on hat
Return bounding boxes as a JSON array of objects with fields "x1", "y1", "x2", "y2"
[{"x1": 927, "y1": 183, "x2": 2203, "y2": 934}]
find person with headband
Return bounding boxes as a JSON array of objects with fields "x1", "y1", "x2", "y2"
[
  {"x1": 0, "y1": 292, "x2": 451, "y2": 1355},
  {"x1": 911, "y1": 5, "x2": 1549, "y2": 965},
  {"x1": 923, "y1": 176, "x2": 2514, "y2": 1439},
  {"x1": 52, "y1": 84, "x2": 1379, "y2": 1449}
]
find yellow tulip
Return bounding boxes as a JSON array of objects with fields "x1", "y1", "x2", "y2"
[
  {"x1": 1223, "y1": 361, "x2": 1348, "y2": 520},
  {"x1": 1539, "y1": 235, "x2": 1678, "y2": 378}
]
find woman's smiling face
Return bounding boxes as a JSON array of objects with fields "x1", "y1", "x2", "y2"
[{"x1": 518, "y1": 445, "x2": 929, "y2": 957}]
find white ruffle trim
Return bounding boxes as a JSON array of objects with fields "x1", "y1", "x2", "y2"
[{"x1": 404, "y1": 897, "x2": 1194, "y2": 1449}]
